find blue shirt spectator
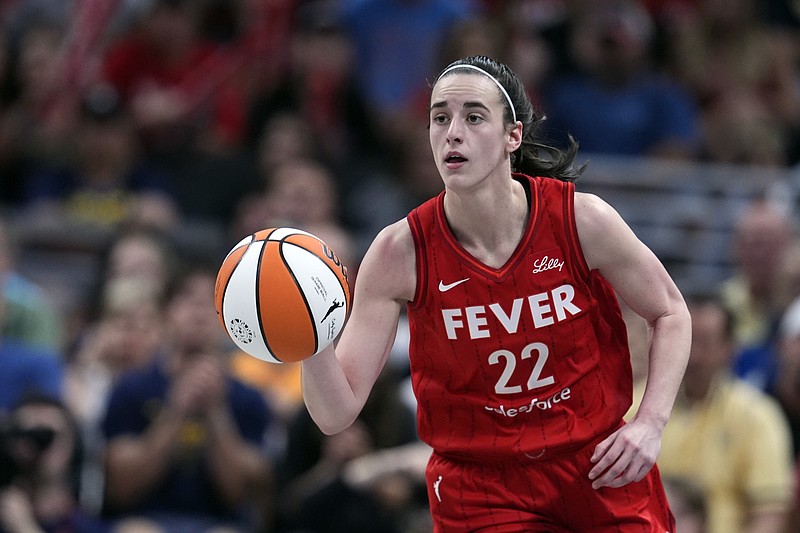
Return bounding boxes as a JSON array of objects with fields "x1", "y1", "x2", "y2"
[
  {"x1": 541, "y1": 72, "x2": 701, "y2": 156},
  {"x1": 20, "y1": 84, "x2": 179, "y2": 231},
  {"x1": 0, "y1": 340, "x2": 62, "y2": 412},
  {"x1": 101, "y1": 355, "x2": 271, "y2": 523},
  {"x1": 342, "y1": 0, "x2": 478, "y2": 116},
  {"x1": 539, "y1": 0, "x2": 701, "y2": 158}
]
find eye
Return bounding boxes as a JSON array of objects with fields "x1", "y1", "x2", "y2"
[
  {"x1": 466, "y1": 114, "x2": 483, "y2": 124},
  {"x1": 431, "y1": 114, "x2": 449, "y2": 125}
]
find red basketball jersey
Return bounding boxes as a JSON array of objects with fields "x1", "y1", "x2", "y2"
[{"x1": 406, "y1": 174, "x2": 633, "y2": 459}]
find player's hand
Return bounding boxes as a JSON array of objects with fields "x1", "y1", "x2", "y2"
[{"x1": 587, "y1": 419, "x2": 662, "y2": 489}]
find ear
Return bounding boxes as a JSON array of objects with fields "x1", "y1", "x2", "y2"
[{"x1": 506, "y1": 121, "x2": 522, "y2": 153}]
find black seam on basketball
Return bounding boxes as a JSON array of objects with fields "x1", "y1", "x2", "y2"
[
  {"x1": 279, "y1": 241, "x2": 320, "y2": 355},
  {"x1": 218, "y1": 234, "x2": 255, "y2": 319},
  {"x1": 284, "y1": 241, "x2": 350, "y2": 312},
  {"x1": 256, "y1": 241, "x2": 283, "y2": 363}
]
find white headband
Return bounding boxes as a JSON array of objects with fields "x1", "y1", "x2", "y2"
[{"x1": 438, "y1": 64, "x2": 517, "y2": 123}]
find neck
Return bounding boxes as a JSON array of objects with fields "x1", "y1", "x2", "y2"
[
  {"x1": 681, "y1": 370, "x2": 720, "y2": 405},
  {"x1": 443, "y1": 176, "x2": 529, "y2": 268}
]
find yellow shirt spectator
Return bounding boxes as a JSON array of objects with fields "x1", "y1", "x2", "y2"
[
  {"x1": 630, "y1": 294, "x2": 795, "y2": 533},
  {"x1": 631, "y1": 372, "x2": 794, "y2": 533}
]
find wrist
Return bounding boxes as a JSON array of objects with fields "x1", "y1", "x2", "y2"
[{"x1": 632, "y1": 408, "x2": 669, "y2": 432}]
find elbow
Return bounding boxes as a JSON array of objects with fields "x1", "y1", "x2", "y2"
[
  {"x1": 303, "y1": 393, "x2": 362, "y2": 435},
  {"x1": 310, "y1": 410, "x2": 359, "y2": 436}
]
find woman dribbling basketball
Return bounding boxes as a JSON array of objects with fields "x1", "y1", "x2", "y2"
[{"x1": 300, "y1": 56, "x2": 691, "y2": 532}]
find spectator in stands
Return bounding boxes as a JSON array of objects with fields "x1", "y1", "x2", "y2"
[
  {"x1": 659, "y1": 0, "x2": 800, "y2": 166},
  {"x1": 403, "y1": 12, "x2": 510, "y2": 122},
  {"x1": 539, "y1": 0, "x2": 701, "y2": 158},
  {"x1": 232, "y1": 158, "x2": 357, "y2": 269},
  {"x1": 276, "y1": 365, "x2": 418, "y2": 533},
  {"x1": 65, "y1": 275, "x2": 165, "y2": 517},
  {"x1": 19, "y1": 83, "x2": 179, "y2": 233},
  {"x1": 100, "y1": 0, "x2": 247, "y2": 159},
  {"x1": 722, "y1": 200, "x2": 795, "y2": 386},
  {"x1": 505, "y1": 8, "x2": 555, "y2": 111},
  {"x1": 349, "y1": 126, "x2": 444, "y2": 254},
  {"x1": 100, "y1": 263, "x2": 274, "y2": 532},
  {"x1": 67, "y1": 226, "x2": 177, "y2": 514},
  {"x1": 0, "y1": 20, "x2": 78, "y2": 193},
  {"x1": 733, "y1": 236, "x2": 800, "y2": 392},
  {"x1": 66, "y1": 276, "x2": 163, "y2": 431},
  {"x1": 341, "y1": 0, "x2": 479, "y2": 143},
  {"x1": 0, "y1": 395, "x2": 107, "y2": 533},
  {"x1": 246, "y1": 1, "x2": 385, "y2": 178},
  {"x1": 699, "y1": 89, "x2": 790, "y2": 167},
  {"x1": 0, "y1": 216, "x2": 61, "y2": 352},
  {"x1": 437, "y1": 14, "x2": 507, "y2": 71},
  {"x1": 90, "y1": 225, "x2": 178, "y2": 312},
  {"x1": 0, "y1": 296, "x2": 63, "y2": 414},
  {"x1": 652, "y1": 294, "x2": 794, "y2": 533},
  {"x1": 253, "y1": 111, "x2": 316, "y2": 178}
]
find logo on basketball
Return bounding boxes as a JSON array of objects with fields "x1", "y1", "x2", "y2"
[
  {"x1": 229, "y1": 318, "x2": 254, "y2": 344},
  {"x1": 321, "y1": 300, "x2": 344, "y2": 323}
]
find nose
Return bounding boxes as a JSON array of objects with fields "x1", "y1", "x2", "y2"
[{"x1": 446, "y1": 120, "x2": 463, "y2": 144}]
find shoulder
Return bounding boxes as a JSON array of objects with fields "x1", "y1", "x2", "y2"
[
  {"x1": 358, "y1": 219, "x2": 416, "y2": 303},
  {"x1": 376, "y1": 218, "x2": 415, "y2": 256},
  {"x1": 573, "y1": 192, "x2": 629, "y2": 250},
  {"x1": 573, "y1": 191, "x2": 660, "y2": 278},
  {"x1": 724, "y1": 379, "x2": 786, "y2": 417},
  {"x1": 573, "y1": 191, "x2": 616, "y2": 221},
  {"x1": 713, "y1": 378, "x2": 791, "y2": 440}
]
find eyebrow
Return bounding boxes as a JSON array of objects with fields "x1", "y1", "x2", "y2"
[{"x1": 429, "y1": 101, "x2": 492, "y2": 114}]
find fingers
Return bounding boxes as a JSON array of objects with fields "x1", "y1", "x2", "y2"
[
  {"x1": 588, "y1": 435, "x2": 625, "y2": 489},
  {"x1": 588, "y1": 429, "x2": 657, "y2": 489}
]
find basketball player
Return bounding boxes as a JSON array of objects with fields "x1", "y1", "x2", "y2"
[{"x1": 301, "y1": 55, "x2": 691, "y2": 531}]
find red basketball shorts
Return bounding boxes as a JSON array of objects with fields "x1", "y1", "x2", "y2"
[{"x1": 425, "y1": 436, "x2": 675, "y2": 532}]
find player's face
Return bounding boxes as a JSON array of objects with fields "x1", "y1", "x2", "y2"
[{"x1": 429, "y1": 73, "x2": 520, "y2": 190}]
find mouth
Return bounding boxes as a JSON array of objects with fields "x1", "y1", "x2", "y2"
[{"x1": 444, "y1": 153, "x2": 467, "y2": 166}]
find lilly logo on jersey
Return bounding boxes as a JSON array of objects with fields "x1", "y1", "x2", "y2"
[
  {"x1": 532, "y1": 255, "x2": 564, "y2": 274},
  {"x1": 441, "y1": 284, "x2": 582, "y2": 340}
]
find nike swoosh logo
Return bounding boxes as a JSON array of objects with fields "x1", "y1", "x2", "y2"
[{"x1": 438, "y1": 278, "x2": 470, "y2": 292}]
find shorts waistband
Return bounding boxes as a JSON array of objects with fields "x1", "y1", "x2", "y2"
[{"x1": 433, "y1": 420, "x2": 624, "y2": 464}]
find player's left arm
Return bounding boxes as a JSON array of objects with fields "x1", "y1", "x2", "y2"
[{"x1": 574, "y1": 191, "x2": 691, "y2": 490}]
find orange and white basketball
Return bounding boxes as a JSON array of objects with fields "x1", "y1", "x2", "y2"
[{"x1": 214, "y1": 227, "x2": 351, "y2": 364}]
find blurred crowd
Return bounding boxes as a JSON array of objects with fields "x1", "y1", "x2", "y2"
[{"x1": 0, "y1": 0, "x2": 799, "y2": 532}]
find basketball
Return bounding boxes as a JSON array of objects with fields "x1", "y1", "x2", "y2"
[{"x1": 214, "y1": 227, "x2": 351, "y2": 364}]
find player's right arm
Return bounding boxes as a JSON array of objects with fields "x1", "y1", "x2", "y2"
[{"x1": 301, "y1": 219, "x2": 416, "y2": 435}]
